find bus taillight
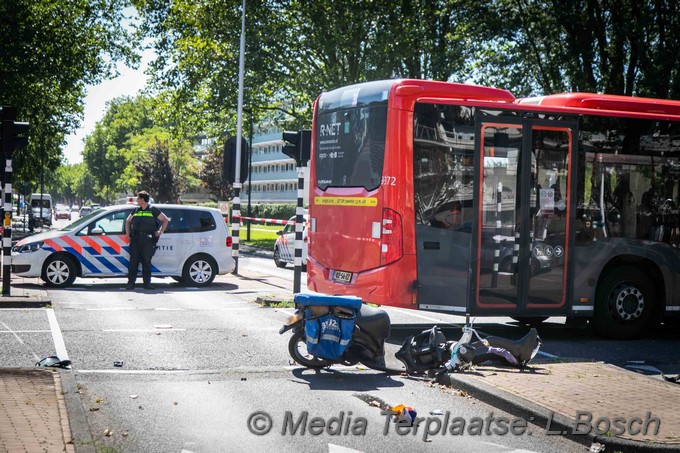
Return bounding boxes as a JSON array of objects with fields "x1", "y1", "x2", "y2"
[{"x1": 381, "y1": 208, "x2": 403, "y2": 265}]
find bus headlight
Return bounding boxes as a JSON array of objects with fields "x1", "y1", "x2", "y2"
[{"x1": 14, "y1": 241, "x2": 44, "y2": 253}]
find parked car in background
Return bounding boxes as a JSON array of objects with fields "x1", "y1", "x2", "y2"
[
  {"x1": 273, "y1": 213, "x2": 309, "y2": 268},
  {"x1": 12, "y1": 204, "x2": 235, "y2": 288},
  {"x1": 78, "y1": 206, "x2": 93, "y2": 217},
  {"x1": 29, "y1": 193, "x2": 52, "y2": 227},
  {"x1": 54, "y1": 205, "x2": 71, "y2": 221},
  {"x1": 31, "y1": 207, "x2": 52, "y2": 227}
]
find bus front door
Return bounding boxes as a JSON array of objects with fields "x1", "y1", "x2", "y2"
[{"x1": 474, "y1": 119, "x2": 575, "y2": 316}]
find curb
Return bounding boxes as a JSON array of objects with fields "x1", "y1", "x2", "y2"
[
  {"x1": 446, "y1": 372, "x2": 679, "y2": 453},
  {"x1": 59, "y1": 370, "x2": 95, "y2": 453},
  {"x1": 0, "y1": 295, "x2": 51, "y2": 308}
]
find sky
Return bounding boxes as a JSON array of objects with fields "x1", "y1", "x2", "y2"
[{"x1": 62, "y1": 47, "x2": 155, "y2": 165}]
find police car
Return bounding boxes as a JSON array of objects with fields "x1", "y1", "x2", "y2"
[
  {"x1": 273, "y1": 213, "x2": 308, "y2": 268},
  {"x1": 12, "y1": 204, "x2": 235, "y2": 288}
]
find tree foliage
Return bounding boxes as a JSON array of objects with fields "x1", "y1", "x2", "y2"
[
  {"x1": 200, "y1": 144, "x2": 231, "y2": 201},
  {"x1": 6, "y1": 0, "x2": 680, "y2": 205},
  {"x1": 82, "y1": 95, "x2": 197, "y2": 202},
  {"x1": 465, "y1": 0, "x2": 680, "y2": 98},
  {"x1": 0, "y1": 0, "x2": 140, "y2": 184}
]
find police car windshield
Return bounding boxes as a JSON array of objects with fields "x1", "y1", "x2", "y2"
[{"x1": 59, "y1": 207, "x2": 105, "y2": 231}]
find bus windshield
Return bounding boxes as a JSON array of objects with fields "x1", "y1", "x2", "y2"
[{"x1": 315, "y1": 81, "x2": 392, "y2": 191}]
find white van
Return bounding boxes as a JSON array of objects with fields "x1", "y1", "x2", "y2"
[
  {"x1": 12, "y1": 204, "x2": 234, "y2": 287},
  {"x1": 29, "y1": 193, "x2": 52, "y2": 227}
]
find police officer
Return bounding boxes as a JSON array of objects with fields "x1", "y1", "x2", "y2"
[{"x1": 125, "y1": 191, "x2": 169, "y2": 290}]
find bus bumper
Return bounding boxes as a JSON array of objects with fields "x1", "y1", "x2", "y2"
[{"x1": 306, "y1": 255, "x2": 418, "y2": 309}]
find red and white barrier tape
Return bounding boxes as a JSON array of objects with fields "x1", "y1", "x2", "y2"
[{"x1": 233, "y1": 216, "x2": 291, "y2": 225}]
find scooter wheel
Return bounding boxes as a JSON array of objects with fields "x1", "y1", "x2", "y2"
[{"x1": 288, "y1": 331, "x2": 330, "y2": 369}]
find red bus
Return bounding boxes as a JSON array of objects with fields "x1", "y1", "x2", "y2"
[{"x1": 306, "y1": 79, "x2": 680, "y2": 339}]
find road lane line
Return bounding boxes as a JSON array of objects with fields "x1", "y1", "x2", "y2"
[
  {"x1": 1, "y1": 322, "x2": 41, "y2": 361},
  {"x1": 101, "y1": 329, "x2": 187, "y2": 332},
  {"x1": 0, "y1": 330, "x2": 51, "y2": 333},
  {"x1": 390, "y1": 307, "x2": 460, "y2": 325},
  {"x1": 46, "y1": 308, "x2": 70, "y2": 360}
]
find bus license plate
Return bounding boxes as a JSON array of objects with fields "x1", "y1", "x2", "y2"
[{"x1": 333, "y1": 270, "x2": 352, "y2": 283}]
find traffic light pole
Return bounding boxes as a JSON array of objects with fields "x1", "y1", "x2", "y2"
[
  {"x1": 293, "y1": 164, "x2": 306, "y2": 294},
  {"x1": 2, "y1": 108, "x2": 17, "y2": 295},
  {"x1": 281, "y1": 130, "x2": 311, "y2": 294},
  {"x1": 231, "y1": 0, "x2": 247, "y2": 275},
  {"x1": 2, "y1": 133, "x2": 13, "y2": 296}
]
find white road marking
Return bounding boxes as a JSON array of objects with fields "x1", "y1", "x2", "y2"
[
  {"x1": 1, "y1": 322, "x2": 41, "y2": 361},
  {"x1": 390, "y1": 307, "x2": 460, "y2": 325},
  {"x1": 101, "y1": 329, "x2": 186, "y2": 332},
  {"x1": 328, "y1": 444, "x2": 363, "y2": 453},
  {"x1": 46, "y1": 308, "x2": 69, "y2": 360}
]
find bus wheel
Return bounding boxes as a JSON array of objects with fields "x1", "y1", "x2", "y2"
[
  {"x1": 511, "y1": 316, "x2": 549, "y2": 327},
  {"x1": 594, "y1": 266, "x2": 654, "y2": 339}
]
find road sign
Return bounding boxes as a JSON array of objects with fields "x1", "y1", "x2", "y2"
[{"x1": 218, "y1": 201, "x2": 229, "y2": 214}]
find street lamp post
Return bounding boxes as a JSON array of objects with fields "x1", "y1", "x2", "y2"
[{"x1": 247, "y1": 109, "x2": 253, "y2": 241}]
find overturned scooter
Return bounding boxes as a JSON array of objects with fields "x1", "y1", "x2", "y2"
[
  {"x1": 280, "y1": 293, "x2": 394, "y2": 372},
  {"x1": 396, "y1": 323, "x2": 542, "y2": 374}
]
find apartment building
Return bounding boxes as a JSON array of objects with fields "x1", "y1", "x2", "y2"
[{"x1": 244, "y1": 127, "x2": 309, "y2": 204}]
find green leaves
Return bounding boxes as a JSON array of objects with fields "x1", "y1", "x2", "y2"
[{"x1": 0, "y1": 0, "x2": 139, "y2": 184}]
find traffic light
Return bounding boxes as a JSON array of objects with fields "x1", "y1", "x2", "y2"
[
  {"x1": 282, "y1": 130, "x2": 311, "y2": 166},
  {"x1": 1, "y1": 106, "x2": 29, "y2": 156},
  {"x1": 223, "y1": 135, "x2": 249, "y2": 184}
]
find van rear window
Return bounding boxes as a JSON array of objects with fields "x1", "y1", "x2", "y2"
[{"x1": 164, "y1": 209, "x2": 216, "y2": 233}]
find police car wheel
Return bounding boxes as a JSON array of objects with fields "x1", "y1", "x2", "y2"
[
  {"x1": 183, "y1": 255, "x2": 217, "y2": 287},
  {"x1": 42, "y1": 255, "x2": 77, "y2": 288}
]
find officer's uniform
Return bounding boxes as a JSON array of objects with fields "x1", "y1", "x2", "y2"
[{"x1": 127, "y1": 205, "x2": 163, "y2": 286}]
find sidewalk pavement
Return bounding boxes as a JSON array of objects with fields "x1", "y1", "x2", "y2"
[
  {"x1": 446, "y1": 360, "x2": 680, "y2": 452},
  {"x1": 0, "y1": 368, "x2": 75, "y2": 453},
  {"x1": 0, "y1": 277, "x2": 51, "y2": 308},
  {"x1": 2, "y1": 267, "x2": 679, "y2": 452}
]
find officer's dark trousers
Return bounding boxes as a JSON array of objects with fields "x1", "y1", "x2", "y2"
[{"x1": 127, "y1": 235, "x2": 156, "y2": 285}]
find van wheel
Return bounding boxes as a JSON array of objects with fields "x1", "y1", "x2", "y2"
[
  {"x1": 42, "y1": 255, "x2": 77, "y2": 288},
  {"x1": 183, "y1": 255, "x2": 217, "y2": 287},
  {"x1": 594, "y1": 266, "x2": 655, "y2": 339},
  {"x1": 274, "y1": 247, "x2": 287, "y2": 268}
]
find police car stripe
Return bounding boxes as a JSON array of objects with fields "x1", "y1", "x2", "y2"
[
  {"x1": 112, "y1": 256, "x2": 161, "y2": 274},
  {"x1": 64, "y1": 247, "x2": 101, "y2": 273},
  {"x1": 62, "y1": 236, "x2": 82, "y2": 254},
  {"x1": 100, "y1": 235, "x2": 124, "y2": 253},
  {"x1": 84, "y1": 247, "x2": 100, "y2": 256},
  {"x1": 44, "y1": 239, "x2": 62, "y2": 252},
  {"x1": 94, "y1": 256, "x2": 121, "y2": 273},
  {"x1": 82, "y1": 237, "x2": 103, "y2": 254}
]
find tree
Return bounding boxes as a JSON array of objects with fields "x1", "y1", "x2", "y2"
[
  {"x1": 83, "y1": 95, "x2": 155, "y2": 196},
  {"x1": 0, "y1": 0, "x2": 140, "y2": 184},
  {"x1": 200, "y1": 145, "x2": 231, "y2": 201},
  {"x1": 132, "y1": 0, "x2": 473, "y2": 137},
  {"x1": 464, "y1": 0, "x2": 680, "y2": 98},
  {"x1": 135, "y1": 139, "x2": 179, "y2": 203}
]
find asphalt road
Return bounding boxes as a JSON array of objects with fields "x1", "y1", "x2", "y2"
[
  {"x1": 0, "y1": 266, "x2": 590, "y2": 453},
  {"x1": 2, "y1": 224, "x2": 678, "y2": 452}
]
